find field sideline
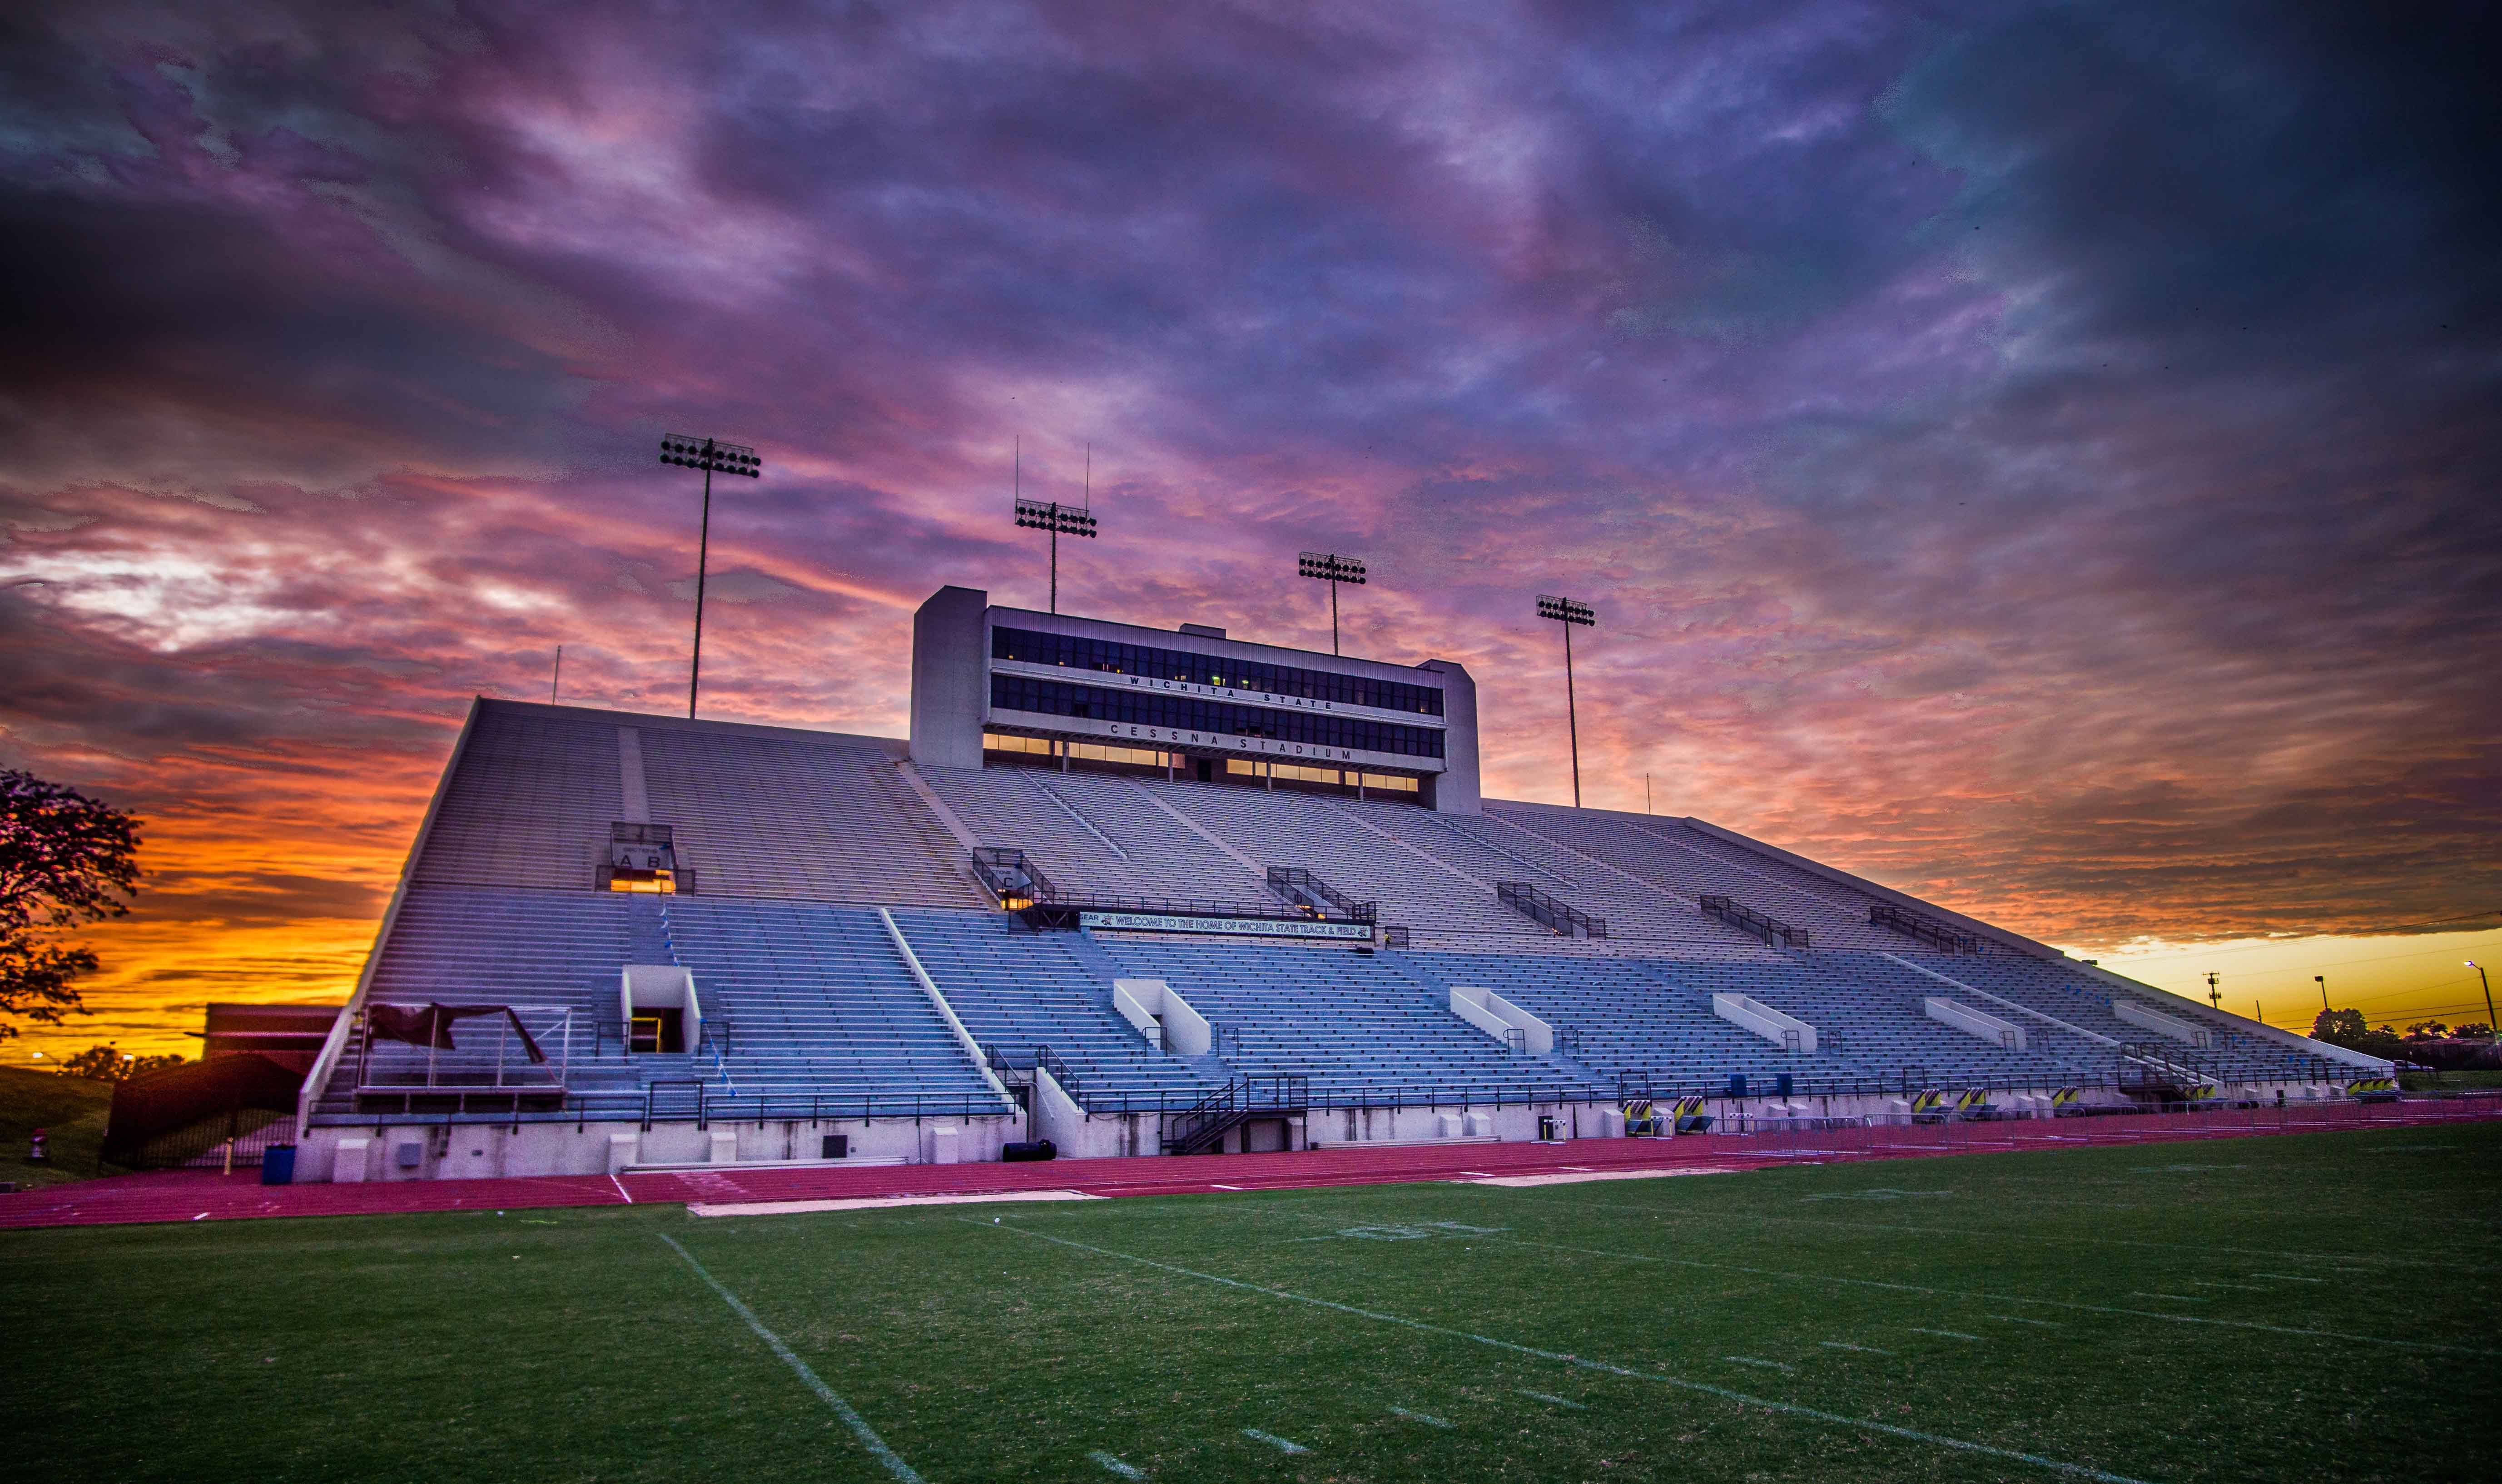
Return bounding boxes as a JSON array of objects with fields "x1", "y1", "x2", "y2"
[{"x1": 10, "y1": 1122, "x2": 2492, "y2": 1483}]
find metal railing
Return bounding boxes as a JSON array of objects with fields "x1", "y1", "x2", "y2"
[
  {"x1": 1498, "y1": 881, "x2": 1607, "y2": 939},
  {"x1": 1699, "y1": 894, "x2": 1808, "y2": 949},
  {"x1": 1266, "y1": 867, "x2": 1378, "y2": 923},
  {"x1": 1870, "y1": 901, "x2": 1979, "y2": 953}
]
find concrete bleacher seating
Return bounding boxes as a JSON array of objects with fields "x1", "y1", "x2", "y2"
[
  {"x1": 888, "y1": 910, "x2": 1221, "y2": 1107},
  {"x1": 412, "y1": 708, "x2": 624, "y2": 890},
  {"x1": 309, "y1": 695, "x2": 2359, "y2": 1166},
  {"x1": 1097, "y1": 937, "x2": 1601, "y2": 1103},
  {"x1": 662, "y1": 899, "x2": 1007, "y2": 1111},
  {"x1": 640, "y1": 728, "x2": 980, "y2": 908}
]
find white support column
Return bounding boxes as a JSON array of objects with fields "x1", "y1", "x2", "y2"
[
  {"x1": 1713, "y1": 993, "x2": 1817, "y2": 1052},
  {"x1": 1924, "y1": 997, "x2": 2029, "y2": 1052}
]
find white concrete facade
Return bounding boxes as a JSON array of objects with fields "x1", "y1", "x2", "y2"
[{"x1": 293, "y1": 1115, "x2": 1016, "y2": 1182}]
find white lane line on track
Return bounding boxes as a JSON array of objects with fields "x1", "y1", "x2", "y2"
[
  {"x1": 1243, "y1": 1429, "x2": 1309, "y2": 1454},
  {"x1": 1521, "y1": 1390, "x2": 1587, "y2": 1409},
  {"x1": 978, "y1": 1222, "x2": 2160, "y2": 1484},
  {"x1": 1485, "y1": 1236, "x2": 2499, "y2": 1357},
  {"x1": 1723, "y1": 1356, "x2": 1796, "y2": 1371},
  {"x1": 657, "y1": 1235, "x2": 923, "y2": 1483},
  {"x1": 611, "y1": 1174, "x2": 634, "y2": 1204},
  {"x1": 1089, "y1": 1450, "x2": 1145, "y2": 1478},
  {"x1": 1391, "y1": 1406, "x2": 1454, "y2": 1427}
]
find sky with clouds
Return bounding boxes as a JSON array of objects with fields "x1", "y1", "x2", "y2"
[{"x1": 3, "y1": 0, "x2": 2497, "y2": 1054}]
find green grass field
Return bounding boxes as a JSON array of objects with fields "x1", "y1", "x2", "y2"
[
  {"x1": 0, "y1": 1066, "x2": 113, "y2": 1188},
  {"x1": 8, "y1": 1123, "x2": 2495, "y2": 1483}
]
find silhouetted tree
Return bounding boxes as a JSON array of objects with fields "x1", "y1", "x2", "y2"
[
  {"x1": 0, "y1": 769, "x2": 141, "y2": 1041},
  {"x1": 55, "y1": 1042, "x2": 183, "y2": 1081}
]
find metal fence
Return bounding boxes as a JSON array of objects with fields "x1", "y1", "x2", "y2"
[{"x1": 1671, "y1": 1093, "x2": 2502, "y2": 1162}]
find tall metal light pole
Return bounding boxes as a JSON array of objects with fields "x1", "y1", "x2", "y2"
[
  {"x1": 1297, "y1": 552, "x2": 1366, "y2": 655},
  {"x1": 2315, "y1": 975, "x2": 2328, "y2": 1012},
  {"x1": 2205, "y1": 971, "x2": 2222, "y2": 1011},
  {"x1": 1537, "y1": 594, "x2": 1596, "y2": 808},
  {"x1": 1012, "y1": 441, "x2": 1097, "y2": 614},
  {"x1": 2470, "y1": 961, "x2": 2496, "y2": 1044},
  {"x1": 659, "y1": 434, "x2": 761, "y2": 719}
]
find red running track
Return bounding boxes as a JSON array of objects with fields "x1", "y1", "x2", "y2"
[{"x1": 4, "y1": 1098, "x2": 2492, "y2": 1231}]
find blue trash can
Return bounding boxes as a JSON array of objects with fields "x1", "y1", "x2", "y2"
[{"x1": 260, "y1": 1144, "x2": 297, "y2": 1186}]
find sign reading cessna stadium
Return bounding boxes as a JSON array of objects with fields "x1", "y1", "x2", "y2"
[{"x1": 1077, "y1": 909, "x2": 1375, "y2": 941}]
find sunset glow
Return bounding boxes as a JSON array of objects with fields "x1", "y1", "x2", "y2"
[{"x1": 3, "y1": 4, "x2": 2495, "y2": 1057}]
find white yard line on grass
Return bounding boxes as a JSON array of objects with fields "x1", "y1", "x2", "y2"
[
  {"x1": 1484, "y1": 1235, "x2": 2499, "y2": 1357},
  {"x1": 1521, "y1": 1390, "x2": 1587, "y2": 1408},
  {"x1": 1988, "y1": 1315, "x2": 2062, "y2": 1326},
  {"x1": 980, "y1": 1222, "x2": 2162, "y2": 1484},
  {"x1": 1723, "y1": 1356, "x2": 1796, "y2": 1371},
  {"x1": 1390, "y1": 1406, "x2": 1454, "y2": 1427},
  {"x1": 1468, "y1": 1166, "x2": 1736, "y2": 1188},
  {"x1": 658, "y1": 1235, "x2": 924, "y2": 1484},
  {"x1": 1522, "y1": 1195, "x2": 2480, "y2": 1272},
  {"x1": 2253, "y1": 1273, "x2": 2329, "y2": 1283},
  {"x1": 1242, "y1": 1429, "x2": 1309, "y2": 1454},
  {"x1": 1088, "y1": 1450, "x2": 1145, "y2": 1478},
  {"x1": 689, "y1": 1190, "x2": 1101, "y2": 1217},
  {"x1": 1821, "y1": 1341, "x2": 1893, "y2": 1353},
  {"x1": 1910, "y1": 1329, "x2": 1983, "y2": 1340}
]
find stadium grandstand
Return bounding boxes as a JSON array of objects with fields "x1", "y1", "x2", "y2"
[{"x1": 288, "y1": 586, "x2": 2393, "y2": 1182}]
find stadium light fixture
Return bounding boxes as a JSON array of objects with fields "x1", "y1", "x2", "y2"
[
  {"x1": 1297, "y1": 551, "x2": 1366, "y2": 655},
  {"x1": 2315, "y1": 974, "x2": 2328, "y2": 1012},
  {"x1": 658, "y1": 433, "x2": 762, "y2": 719},
  {"x1": 1536, "y1": 594, "x2": 1596, "y2": 808},
  {"x1": 2205, "y1": 971, "x2": 2221, "y2": 1010},
  {"x1": 2470, "y1": 962, "x2": 2496, "y2": 1044},
  {"x1": 1011, "y1": 438, "x2": 1097, "y2": 614}
]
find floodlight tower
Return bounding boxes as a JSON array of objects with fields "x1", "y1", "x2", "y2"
[
  {"x1": 1297, "y1": 551, "x2": 1366, "y2": 655},
  {"x1": 1536, "y1": 594, "x2": 1596, "y2": 808},
  {"x1": 1011, "y1": 442, "x2": 1096, "y2": 614},
  {"x1": 2205, "y1": 972, "x2": 2222, "y2": 1010},
  {"x1": 2470, "y1": 961, "x2": 2495, "y2": 1044},
  {"x1": 658, "y1": 433, "x2": 761, "y2": 719}
]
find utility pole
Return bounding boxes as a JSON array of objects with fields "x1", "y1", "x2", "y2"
[
  {"x1": 1536, "y1": 595, "x2": 1596, "y2": 808},
  {"x1": 658, "y1": 434, "x2": 762, "y2": 719}
]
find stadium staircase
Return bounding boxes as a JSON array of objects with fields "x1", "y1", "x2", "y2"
[{"x1": 1161, "y1": 1075, "x2": 1311, "y2": 1154}]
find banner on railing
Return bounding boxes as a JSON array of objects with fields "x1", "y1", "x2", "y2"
[{"x1": 1078, "y1": 910, "x2": 1373, "y2": 941}]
